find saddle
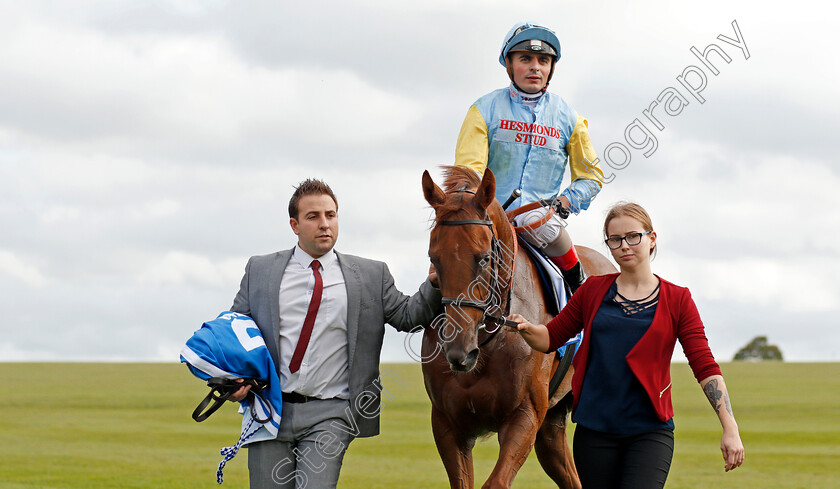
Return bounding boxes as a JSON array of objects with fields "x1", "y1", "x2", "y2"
[{"x1": 192, "y1": 377, "x2": 272, "y2": 423}]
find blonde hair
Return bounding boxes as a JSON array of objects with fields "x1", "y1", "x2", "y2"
[{"x1": 603, "y1": 202, "x2": 657, "y2": 259}]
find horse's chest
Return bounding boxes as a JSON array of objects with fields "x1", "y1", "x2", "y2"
[{"x1": 440, "y1": 379, "x2": 524, "y2": 423}]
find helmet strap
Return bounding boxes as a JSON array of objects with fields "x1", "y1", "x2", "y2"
[{"x1": 544, "y1": 59, "x2": 556, "y2": 92}]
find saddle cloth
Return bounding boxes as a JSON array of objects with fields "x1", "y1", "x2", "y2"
[{"x1": 517, "y1": 238, "x2": 583, "y2": 356}]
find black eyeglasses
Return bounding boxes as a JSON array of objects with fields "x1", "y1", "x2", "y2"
[{"x1": 604, "y1": 231, "x2": 652, "y2": 249}]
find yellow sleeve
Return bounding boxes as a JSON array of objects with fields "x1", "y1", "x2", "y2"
[
  {"x1": 567, "y1": 115, "x2": 604, "y2": 187},
  {"x1": 454, "y1": 105, "x2": 489, "y2": 176}
]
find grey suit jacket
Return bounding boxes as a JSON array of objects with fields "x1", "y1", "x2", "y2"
[{"x1": 230, "y1": 248, "x2": 441, "y2": 438}]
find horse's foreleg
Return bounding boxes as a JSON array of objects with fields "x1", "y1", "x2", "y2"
[
  {"x1": 481, "y1": 406, "x2": 543, "y2": 489},
  {"x1": 534, "y1": 397, "x2": 581, "y2": 489},
  {"x1": 432, "y1": 407, "x2": 475, "y2": 489}
]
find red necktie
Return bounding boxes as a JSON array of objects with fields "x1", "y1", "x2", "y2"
[{"x1": 289, "y1": 260, "x2": 322, "y2": 373}]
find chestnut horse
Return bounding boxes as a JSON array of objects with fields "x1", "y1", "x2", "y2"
[{"x1": 421, "y1": 167, "x2": 615, "y2": 489}]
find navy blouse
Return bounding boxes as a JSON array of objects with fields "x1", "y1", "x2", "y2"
[{"x1": 573, "y1": 281, "x2": 675, "y2": 434}]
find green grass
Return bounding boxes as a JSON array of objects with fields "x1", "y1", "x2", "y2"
[{"x1": 3, "y1": 362, "x2": 839, "y2": 488}]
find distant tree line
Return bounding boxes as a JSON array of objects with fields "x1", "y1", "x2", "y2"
[{"x1": 733, "y1": 336, "x2": 783, "y2": 361}]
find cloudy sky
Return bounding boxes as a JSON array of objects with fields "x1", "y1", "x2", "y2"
[{"x1": 2, "y1": 0, "x2": 837, "y2": 363}]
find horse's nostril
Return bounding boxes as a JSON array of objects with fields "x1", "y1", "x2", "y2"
[
  {"x1": 445, "y1": 351, "x2": 464, "y2": 366},
  {"x1": 447, "y1": 349, "x2": 479, "y2": 372},
  {"x1": 465, "y1": 348, "x2": 479, "y2": 365}
]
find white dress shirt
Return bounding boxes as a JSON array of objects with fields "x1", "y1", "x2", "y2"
[{"x1": 277, "y1": 246, "x2": 349, "y2": 399}]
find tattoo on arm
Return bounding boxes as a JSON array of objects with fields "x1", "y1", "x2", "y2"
[
  {"x1": 703, "y1": 379, "x2": 723, "y2": 415},
  {"x1": 724, "y1": 393, "x2": 734, "y2": 417}
]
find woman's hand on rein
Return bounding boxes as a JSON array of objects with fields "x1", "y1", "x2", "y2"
[
  {"x1": 508, "y1": 314, "x2": 532, "y2": 332},
  {"x1": 509, "y1": 314, "x2": 552, "y2": 353}
]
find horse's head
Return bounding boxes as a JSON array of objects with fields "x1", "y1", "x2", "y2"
[{"x1": 422, "y1": 167, "x2": 510, "y2": 373}]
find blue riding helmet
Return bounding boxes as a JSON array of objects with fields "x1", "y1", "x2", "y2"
[{"x1": 499, "y1": 22, "x2": 561, "y2": 67}]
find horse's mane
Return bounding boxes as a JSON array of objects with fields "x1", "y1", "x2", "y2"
[
  {"x1": 441, "y1": 166, "x2": 481, "y2": 193},
  {"x1": 432, "y1": 166, "x2": 484, "y2": 221},
  {"x1": 433, "y1": 166, "x2": 506, "y2": 225}
]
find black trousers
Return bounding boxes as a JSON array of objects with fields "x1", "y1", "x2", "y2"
[{"x1": 573, "y1": 425, "x2": 675, "y2": 489}]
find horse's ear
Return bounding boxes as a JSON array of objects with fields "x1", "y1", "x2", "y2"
[
  {"x1": 474, "y1": 169, "x2": 496, "y2": 210},
  {"x1": 422, "y1": 170, "x2": 446, "y2": 208}
]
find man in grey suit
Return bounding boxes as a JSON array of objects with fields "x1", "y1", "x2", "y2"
[{"x1": 228, "y1": 178, "x2": 441, "y2": 488}]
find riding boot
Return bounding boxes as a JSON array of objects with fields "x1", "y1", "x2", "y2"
[
  {"x1": 561, "y1": 261, "x2": 585, "y2": 294},
  {"x1": 548, "y1": 246, "x2": 585, "y2": 294}
]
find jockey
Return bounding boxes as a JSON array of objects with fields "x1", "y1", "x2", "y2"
[{"x1": 455, "y1": 21, "x2": 604, "y2": 292}]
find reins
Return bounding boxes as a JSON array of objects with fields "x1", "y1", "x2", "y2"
[
  {"x1": 505, "y1": 196, "x2": 570, "y2": 233},
  {"x1": 192, "y1": 377, "x2": 272, "y2": 423}
]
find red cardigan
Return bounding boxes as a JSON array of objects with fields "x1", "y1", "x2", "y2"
[{"x1": 546, "y1": 273, "x2": 721, "y2": 422}]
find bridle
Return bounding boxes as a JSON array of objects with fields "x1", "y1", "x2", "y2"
[{"x1": 435, "y1": 188, "x2": 518, "y2": 344}]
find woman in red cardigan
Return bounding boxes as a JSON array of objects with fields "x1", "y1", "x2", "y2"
[{"x1": 511, "y1": 202, "x2": 744, "y2": 488}]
